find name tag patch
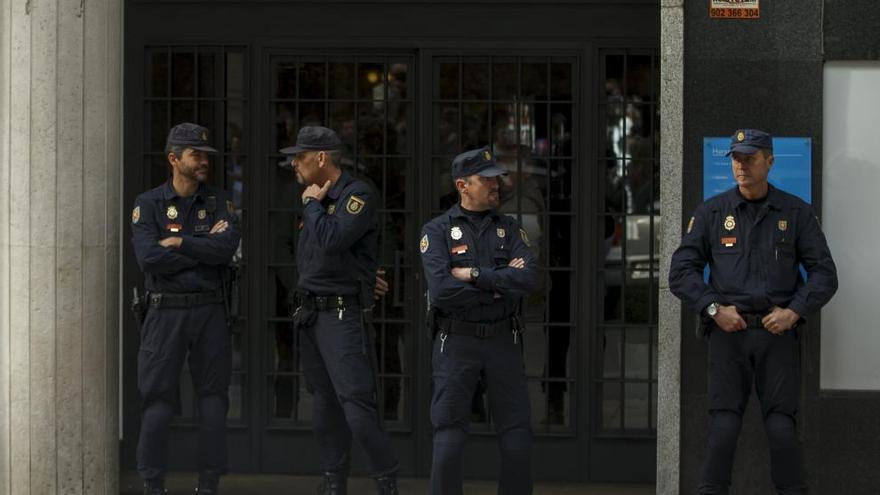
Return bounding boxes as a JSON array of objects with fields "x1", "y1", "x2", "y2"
[
  {"x1": 451, "y1": 244, "x2": 468, "y2": 255},
  {"x1": 721, "y1": 236, "x2": 737, "y2": 247}
]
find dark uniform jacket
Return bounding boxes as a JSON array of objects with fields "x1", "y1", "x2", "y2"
[
  {"x1": 420, "y1": 204, "x2": 539, "y2": 323},
  {"x1": 131, "y1": 181, "x2": 240, "y2": 293},
  {"x1": 296, "y1": 171, "x2": 378, "y2": 296},
  {"x1": 669, "y1": 185, "x2": 838, "y2": 316}
]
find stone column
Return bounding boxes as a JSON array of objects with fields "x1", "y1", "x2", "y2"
[
  {"x1": 0, "y1": 0, "x2": 123, "y2": 493},
  {"x1": 658, "y1": 0, "x2": 685, "y2": 494}
]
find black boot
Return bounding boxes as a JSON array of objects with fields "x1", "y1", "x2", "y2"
[
  {"x1": 375, "y1": 475, "x2": 399, "y2": 495},
  {"x1": 317, "y1": 471, "x2": 348, "y2": 495},
  {"x1": 142, "y1": 479, "x2": 167, "y2": 495}
]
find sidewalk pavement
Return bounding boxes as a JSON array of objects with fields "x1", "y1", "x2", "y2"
[{"x1": 121, "y1": 472, "x2": 655, "y2": 494}]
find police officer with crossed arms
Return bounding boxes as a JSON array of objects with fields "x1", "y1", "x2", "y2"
[
  {"x1": 420, "y1": 147, "x2": 539, "y2": 495},
  {"x1": 669, "y1": 129, "x2": 838, "y2": 494},
  {"x1": 131, "y1": 123, "x2": 240, "y2": 494}
]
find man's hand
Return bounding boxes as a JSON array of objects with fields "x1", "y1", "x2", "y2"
[
  {"x1": 302, "y1": 180, "x2": 332, "y2": 203},
  {"x1": 374, "y1": 269, "x2": 389, "y2": 300},
  {"x1": 159, "y1": 236, "x2": 182, "y2": 249},
  {"x1": 451, "y1": 267, "x2": 472, "y2": 282},
  {"x1": 714, "y1": 304, "x2": 747, "y2": 333},
  {"x1": 508, "y1": 257, "x2": 525, "y2": 269},
  {"x1": 210, "y1": 219, "x2": 229, "y2": 234},
  {"x1": 762, "y1": 306, "x2": 800, "y2": 335}
]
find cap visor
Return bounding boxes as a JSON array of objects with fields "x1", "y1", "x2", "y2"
[
  {"x1": 279, "y1": 145, "x2": 304, "y2": 155},
  {"x1": 725, "y1": 144, "x2": 763, "y2": 156},
  {"x1": 476, "y1": 165, "x2": 507, "y2": 177},
  {"x1": 190, "y1": 145, "x2": 217, "y2": 153}
]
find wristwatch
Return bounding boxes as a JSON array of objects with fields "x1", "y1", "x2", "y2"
[
  {"x1": 470, "y1": 267, "x2": 480, "y2": 282},
  {"x1": 302, "y1": 196, "x2": 315, "y2": 206},
  {"x1": 706, "y1": 302, "x2": 720, "y2": 318}
]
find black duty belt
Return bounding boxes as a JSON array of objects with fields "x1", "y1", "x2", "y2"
[
  {"x1": 148, "y1": 289, "x2": 223, "y2": 309},
  {"x1": 741, "y1": 312, "x2": 771, "y2": 329},
  {"x1": 437, "y1": 316, "x2": 513, "y2": 338},
  {"x1": 298, "y1": 294, "x2": 360, "y2": 312}
]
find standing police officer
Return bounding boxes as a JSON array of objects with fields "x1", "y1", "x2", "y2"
[
  {"x1": 131, "y1": 123, "x2": 241, "y2": 494},
  {"x1": 420, "y1": 147, "x2": 538, "y2": 495},
  {"x1": 284, "y1": 126, "x2": 399, "y2": 495},
  {"x1": 669, "y1": 129, "x2": 838, "y2": 494}
]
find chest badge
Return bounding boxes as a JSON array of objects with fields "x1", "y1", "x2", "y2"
[
  {"x1": 131, "y1": 206, "x2": 141, "y2": 224},
  {"x1": 166, "y1": 205, "x2": 178, "y2": 220},
  {"x1": 497, "y1": 228, "x2": 506, "y2": 238},
  {"x1": 198, "y1": 209, "x2": 207, "y2": 220},
  {"x1": 723, "y1": 215, "x2": 735, "y2": 231},
  {"x1": 778, "y1": 219, "x2": 788, "y2": 231},
  {"x1": 450, "y1": 226, "x2": 463, "y2": 240},
  {"x1": 328, "y1": 204, "x2": 336, "y2": 215},
  {"x1": 420, "y1": 234, "x2": 429, "y2": 253}
]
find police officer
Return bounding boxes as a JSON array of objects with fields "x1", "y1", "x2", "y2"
[
  {"x1": 284, "y1": 126, "x2": 399, "y2": 495},
  {"x1": 131, "y1": 123, "x2": 241, "y2": 495},
  {"x1": 669, "y1": 129, "x2": 838, "y2": 494},
  {"x1": 420, "y1": 147, "x2": 539, "y2": 495}
]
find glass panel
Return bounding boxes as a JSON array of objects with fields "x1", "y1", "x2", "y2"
[
  {"x1": 299, "y1": 62, "x2": 326, "y2": 99},
  {"x1": 625, "y1": 272, "x2": 653, "y2": 324},
  {"x1": 388, "y1": 61, "x2": 410, "y2": 100},
  {"x1": 226, "y1": 100, "x2": 245, "y2": 153},
  {"x1": 147, "y1": 101, "x2": 169, "y2": 151},
  {"x1": 197, "y1": 101, "x2": 219, "y2": 136},
  {"x1": 274, "y1": 102, "x2": 298, "y2": 152},
  {"x1": 198, "y1": 51, "x2": 220, "y2": 98},
  {"x1": 547, "y1": 271, "x2": 571, "y2": 323},
  {"x1": 548, "y1": 215, "x2": 571, "y2": 267},
  {"x1": 461, "y1": 60, "x2": 489, "y2": 100},
  {"x1": 226, "y1": 52, "x2": 245, "y2": 99},
  {"x1": 148, "y1": 50, "x2": 168, "y2": 97},
  {"x1": 299, "y1": 102, "x2": 325, "y2": 128},
  {"x1": 461, "y1": 102, "x2": 489, "y2": 149},
  {"x1": 171, "y1": 101, "x2": 195, "y2": 128},
  {"x1": 624, "y1": 383, "x2": 649, "y2": 429},
  {"x1": 268, "y1": 212, "x2": 298, "y2": 263},
  {"x1": 228, "y1": 373, "x2": 244, "y2": 420},
  {"x1": 328, "y1": 102, "x2": 356, "y2": 150},
  {"x1": 601, "y1": 381, "x2": 622, "y2": 430},
  {"x1": 269, "y1": 159, "x2": 298, "y2": 209},
  {"x1": 492, "y1": 60, "x2": 518, "y2": 101},
  {"x1": 602, "y1": 327, "x2": 622, "y2": 379},
  {"x1": 522, "y1": 61, "x2": 548, "y2": 101},
  {"x1": 550, "y1": 63, "x2": 573, "y2": 101},
  {"x1": 434, "y1": 104, "x2": 460, "y2": 154},
  {"x1": 171, "y1": 52, "x2": 195, "y2": 97},
  {"x1": 267, "y1": 266, "x2": 297, "y2": 318},
  {"x1": 601, "y1": 271, "x2": 624, "y2": 323},
  {"x1": 387, "y1": 102, "x2": 411, "y2": 154},
  {"x1": 358, "y1": 102, "x2": 385, "y2": 155},
  {"x1": 328, "y1": 61, "x2": 355, "y2": 99},
  {"x1": 148, "y1": 154, "x2": 169, "y2": 189},
  {"x1": 549, "y1": 104, "x2": 573, "y2": 157},
  {"x1": 549, "y1": 160, "x2": 572, "y2": 212},
  {"x1": 435, "y1": 60, "x2": 459, "y2": 99},
  {"x1": 358, "y1": 61, "x2": 385, "y2": 100},
  {"x1": 225, "y1": 157, "x2": 245, "y2": 213},
  {"x1": 626, "y1": 55, "x2": 653, "y2": 102},
  {"x1": 274, "y1": 61, "x2": 298, "y2": 99},
  {"x1": 625, "y1": 328, "x2": 650, "y2": 379},
  {"x1": 522, "y1": 325, "x2": 546, "y2": 377},
  {"x1": 545, "y1": 326, "x2": 572, "y2": 425},
  {"x1": 385, "y1": 158, "x2": 409, "y2": 210}
]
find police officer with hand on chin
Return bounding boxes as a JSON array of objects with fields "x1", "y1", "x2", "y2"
[
  {"x1": 131, "y1": 123, "x2": 241, "y2": 495},
  {"x1": 669, "y1": 129, "x2": 838, "y2": 494},
  {"x1": 285, "y1": 126, "x2": 399, "y2": 495},
  {"x1": 420, "y1": 147, "x2": 538, "y2": 495}
]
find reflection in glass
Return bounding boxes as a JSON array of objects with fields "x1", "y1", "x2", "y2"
[
  {"x1": 550, "y1": 63, "x2": 573, "y2": 100},
  {"x1": 171, "y1": 52, "x2": 195, "y2": 97},
  {"x1": 329, "y1": 62, "x2": 355, "y2": 99},
  {"x1": 492, "y1": 61, "x2": 517, "y2": 100},
  {"x1": 299, "y1": 62, "x2": 326, "y2": 99},
  {"x1": 521, "y1": 62, "x2": 549, "y2": 101},
  {"x1": 602, "y1": 327, "x2": 622, "y2": 379},
  {"x1": 198, "y1": 52, "x2": 219, "y2": 98},
  {"x1": 274, "y1": 61, "x2": 297, "y2": 98},
  {"x1": 602, "y1": 382, "x2": 621, "y2": 430},
  {"x1": 436, "y1": 61, "x2": 459, "y2": 99},
  {"x1": 461, "y1": 61, "x2": 489, "y2": 100},
  {"x1": 625, "y1": 328, "x2": 650, "y2": 379},
  {"x1": 624, "y1": 383, "x2": 649, "y2": 429}
]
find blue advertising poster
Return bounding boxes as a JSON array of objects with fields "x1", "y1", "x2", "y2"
[
  {"x1": 702, "y1": 137, "x2": 812, "y2": 281},
  {"x1": 702, "y1": 137, "x2": 812, "y2": 203}
]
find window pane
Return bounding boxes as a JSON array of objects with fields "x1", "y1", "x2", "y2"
[{"x1": 299, "y1": 62, "x2": 326, "y2": 99}]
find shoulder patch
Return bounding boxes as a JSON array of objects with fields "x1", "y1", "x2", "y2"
[
  {"x1": 132, "y1": 206, "x2": 141, "y2": 224},
  {"x1": 687, "y1": 216, "x2": 695, "y2": 234},
  {"x1": 520, "y1": 228, "x2": 531, "y2": 247},
  {"x1": 346, "y1": 195, "x2": 366, "y2": 215},
  {"x1": 420, "y1": 234, "x2": 429, "y2": 253}
]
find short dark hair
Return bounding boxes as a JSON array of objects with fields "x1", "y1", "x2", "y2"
[{"x1": 165, "y1": 143, "x2": 186, "y2": 158}]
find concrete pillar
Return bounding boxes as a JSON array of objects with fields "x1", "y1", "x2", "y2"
[
  {"x1": 0, "y1": 0, "x2": 123, "y2": 493},
  {"x1": 658, "y1": 0, "x2": 685, "y2": 494}
]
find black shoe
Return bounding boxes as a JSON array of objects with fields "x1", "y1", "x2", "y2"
[
  {"x1": 317, "y1": 471, "x2": 348, "y2": 495},
  {"x1": 374, "y1": 475, "x2": 399, "y2": 495},
  {"x1": 142, "y1": 480, "x2": 167, "y2": 495}
]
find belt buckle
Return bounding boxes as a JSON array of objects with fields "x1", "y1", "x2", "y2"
[{"x1": 150, "y1": 293, "x2": 163, "y2": 306}]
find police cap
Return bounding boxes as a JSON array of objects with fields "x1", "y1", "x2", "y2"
[
  {"x1": 280, "y1": 126, "x2": 343, "y2": 155},
  {"x1": 451, "y1": 146, "x2": 506, "y2": 179},
  {"x1": 166, "y1": 122, "x2": 217, "y2": 152},
  {"x1": 726, "y1": 128, "x2": 773, "y2": 156}
]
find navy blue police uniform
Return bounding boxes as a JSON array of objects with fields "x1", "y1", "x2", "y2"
[
  {"x1": 669, "y1": 129, "x2": 838, "y2": 494},
  {"x1": 283, "y1": 126, "x2": 399, "y2": 492},
  {"x1": 420, "y1": 147, "x2": 539, "y2": 495},
  {"x1": 131, "y1": 123, "x2": 241, "y2": 493}
]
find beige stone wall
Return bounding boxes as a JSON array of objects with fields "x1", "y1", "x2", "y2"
[{"x1": 0, "y1": 0, "x2": 123, "y2": 493}]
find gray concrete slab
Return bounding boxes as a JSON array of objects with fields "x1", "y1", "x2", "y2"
[{"x1": 121, "y1": 472, "x2": 655, "y2": 495}]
